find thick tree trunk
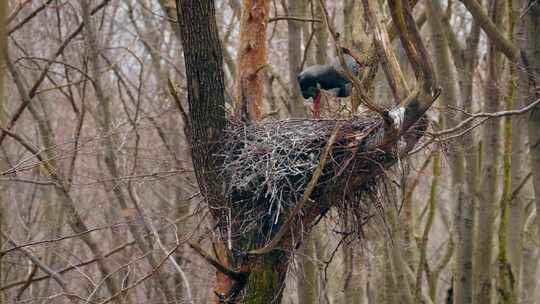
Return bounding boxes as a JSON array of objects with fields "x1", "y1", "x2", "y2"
[
  {"x1": 176, "y1": 0, "x2": 227, "y2": 209},
  {"x1": 175, "y1": 1, "x2": 230, "y2": 301},
  {"x1": 234, "y1": 0, "x2": 270, "y2": 121},
  {"x1": 242, "y1": 252, "x2": 290, "y2": 304},
  {"x1": 177, "y1": 2, "x2": 294, "y2": 303}
]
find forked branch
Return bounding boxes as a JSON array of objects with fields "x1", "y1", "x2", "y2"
[
  {"x1": 362, "y1": 0, "x2": 410, "y2": 104},
  {"x1": 317, "y1": 0, "x2": 385, "y2": 114},
  {"x1": 386, "y1": 0, "x2": 439, "y2": 134},
  {"x1": 388, "y1": 0, "x2": 436, "y2": 91}
]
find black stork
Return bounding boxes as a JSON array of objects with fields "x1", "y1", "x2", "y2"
[{"x1": 297, "y1": 47, "x2": 363, "y2": 117}]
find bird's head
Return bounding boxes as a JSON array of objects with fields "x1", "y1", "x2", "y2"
[
  {"x1": 303, "y1": 86, "x2": 321, "y2": 99},
  {"x1": 297, "y1": 73, "x2": 321, "y2": 99}
]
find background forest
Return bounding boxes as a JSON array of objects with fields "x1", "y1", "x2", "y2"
[{"x1": 1, "y1": 0, "x2": 539, "y2": 304}]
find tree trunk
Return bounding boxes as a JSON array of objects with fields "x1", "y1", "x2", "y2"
[
  {"x1": 314, "y1": 0, "x2": 328, "y2": 65},
  {"x1": 507, "y1": 0, "x2": 527, "y2": 295},
  {"x1": 297, "y1": 235, "x2": 318, "y2": 304},
  {"x1": 176, "y1": 2, "x2": 295, "y2": 302},
  {"x1": 6, "y1": 20, "x2": 121, "y2": 301},
  {"x1": 234, "y1": 0, "x2": 270, "y2": 121},
  {"x1": 425, "y1": 3, "x2": 465, "y2": 303},
  {"x1": 342, "y1": 237, "x2": 362, "y2": 304},
  {"x1": 386, "y1": 204, "x2": 414, "y2": 304},
  {"x1": 520, "y1": 226, "x2": 538, "y2": 304},
  {"x1": 497, "y1": 60, "x2": 517, "y2": 304},
  {"x1": 175, "y1": 1, "x2": 230, "y2": 301},
  {"x1": 383, "y1": 244, "x2": 397, "y2": 304},
  {"x1": 474, "y1": 0, "x2": 504, "y2": 302},
  {"x1": 295, "y1": 6, "x2": 328, "y2": 299},
  {"x1": 287, "y1": 0, "x2": 307, "y2": 118},
  {"x1": 243, "y1": 252, "x2": 291, "y2": 304},
  {"x1": 525, "y1": 0, "x2": 540, "y2": 245},
  {"x1": 0, "y1": 2, "x2": 6, "y2": 303},
  {"x1": 455, "y1": 18, "x2": 481, "y2": 304}
]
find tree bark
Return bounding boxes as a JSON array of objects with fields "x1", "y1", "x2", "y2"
[
  {"x1": 520, "y1": 224, "x2": 538, "y2": 304},
  {"x1": 297, "y1": 234, "x2": 318, "y2": 304},
  {"x1": 363, "y1": 0, "x2": 410, "y2": 104},
  {"x1": 503, "y1": 0, "x2": 527, "y2": 299},
  {"x1": 177, "y1": 2, "x2": 293, "y2": 303},
  {"x1": 287, "y1": 0, "x2": 307, "y2": 118},
  {"x1": 474, "y1": 0, "x2": 504, "y2": 302},
  {"x1": 234, "y1": 0, "x2": 270, "y2": 121},
  {"x1": 342, "y1": 233, "x2": 362, "y2": 304},
  {"x1": 497, "y1": 57, "x2": 518, "y2": 304},
  {"x1": 314, "y1": 0, "x2": 328, "y2": 65},
  {"x1": 386, "y1": 205, "x2": 414, "y2": 304},
  {"x1": 0, "y1": 2, "x2": 6, "y2": 303},
  {"x1": 456, "y1": 15, "x2": 481, "y2": 304},
  {"x1": 425, "y1": 2, "x2": 472, "y2": 304},
  {"x1": 525, "y1": 0, "x2": 540, "y2": 246},
  {"x1": 175, "y1": 1, "x2": 230, "y2": 301}
]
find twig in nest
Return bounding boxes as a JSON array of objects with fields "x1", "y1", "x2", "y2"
[{"x1": 248, "y1": 122, "x2": 343, "y2": 255}]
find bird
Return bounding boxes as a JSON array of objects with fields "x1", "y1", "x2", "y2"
[{"x1": 297, "y1": 47, "x2": 363, "y2": 118}]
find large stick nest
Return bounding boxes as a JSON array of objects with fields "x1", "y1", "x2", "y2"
[{"x1": 215, "y1": 111, "x2": 426, "y2": 249}]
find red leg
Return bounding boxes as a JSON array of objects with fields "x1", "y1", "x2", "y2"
[{"x1": 312, "y1": 93, "x2": 321, "y2": 118}]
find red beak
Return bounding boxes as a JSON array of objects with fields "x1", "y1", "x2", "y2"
[{"x1": 313, "y1": 93, "x2": 321, "y2": 118}]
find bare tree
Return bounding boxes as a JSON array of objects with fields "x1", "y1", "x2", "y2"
[
  {"x1": 176, "y1": 0, "x2": 439, "y2": 302},
  {"x1": 3, "y1": 1, "x2": 540, "y2": 303}
]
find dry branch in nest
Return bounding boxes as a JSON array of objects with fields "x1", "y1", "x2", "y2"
[{"x1": 215, "y1": 110, "x2": 427, "y2": 253}]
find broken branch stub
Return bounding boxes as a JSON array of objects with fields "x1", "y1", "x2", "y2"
[{"x1": 362, "y1": 0, "x2": 410, "y2": 104}]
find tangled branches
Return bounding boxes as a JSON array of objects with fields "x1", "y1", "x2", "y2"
[{"x1": 215, "y1": 111, "x2": 427, "y2": 252}]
